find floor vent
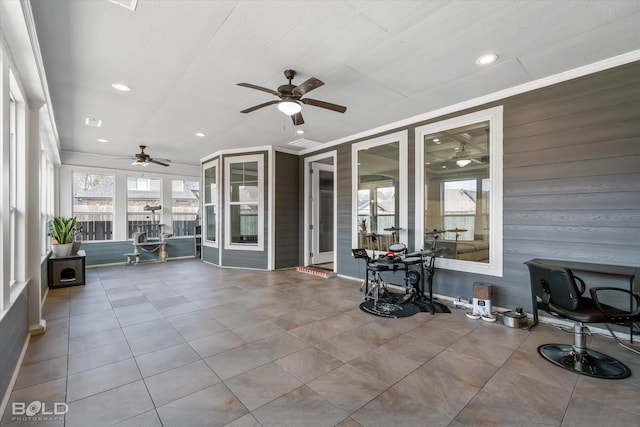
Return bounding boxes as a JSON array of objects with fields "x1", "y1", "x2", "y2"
[{"x1": 295, "y1": 266, "x2": 336, "y2": 278}]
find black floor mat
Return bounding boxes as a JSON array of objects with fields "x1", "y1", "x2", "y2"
[
  {"x1": 359, "y1": 293, "x2": 450, "y2": 318},
  {"x1": 412, "y1": 298, "x2": 451, "y2": 313}
]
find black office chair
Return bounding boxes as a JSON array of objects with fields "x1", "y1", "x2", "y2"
[{"x1": 525, "y1": 260, "x2": 640, "y2": 379}]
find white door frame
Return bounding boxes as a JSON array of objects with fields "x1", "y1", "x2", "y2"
[
  {"x1": 303, "y1": 151, "x2": 337, "y2": 269},
  {"x1": 311, "y1": 163, "x2": 334, "y2": 264}
]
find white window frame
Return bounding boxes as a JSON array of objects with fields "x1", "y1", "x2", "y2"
[
  {"x1": 351, "y1": 130, "x2": 408, "y2": 250},
  {"x1": 415, "y1": 106, "x2": 503, "y2": 277},
  {"x1": 0, "y1": 65, "x2": 27, "y2": 309},
  {"x1": 224, "y1": 154, "x2": 264, "y2": 251},
  {"x1": 203, "y1": 159, "x2": 219, "y2": 248}
]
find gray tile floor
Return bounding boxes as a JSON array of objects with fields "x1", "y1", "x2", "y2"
[{"x1": 2, "y1": 259, "x2": 639, "y2": 426}]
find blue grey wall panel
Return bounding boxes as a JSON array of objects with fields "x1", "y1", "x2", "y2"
[
  {"x1": 79, "y1": 238, "x2": 196, "y2": 266},
  {"x1": 274, "y1": 152, "x2": 300, "y2": 269},
  {"x1": 202, "y1": 246, "x2": 219, "y2": 265},
  {"x1": 0, "y1": 287, "x2": 29, "y2": 405}
]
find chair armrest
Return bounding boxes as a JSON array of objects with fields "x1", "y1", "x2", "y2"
[
  {"x1": 589, "y1": 286, "x2": 640, "y2": 321},
  {"x1": 574, "y1": 275, "x2": 586, "y2": 295}
]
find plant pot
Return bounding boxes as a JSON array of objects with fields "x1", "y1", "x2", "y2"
[
  {"x1": 71, "y1": 241, "x2": 82, "y2": 254},
  {"x1": 51, "y1": 243, "x2": 72, "y2": 257}
]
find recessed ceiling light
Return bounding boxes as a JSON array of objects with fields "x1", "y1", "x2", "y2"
[
  {"x1": 97, "y1": 138, "x2": 109, "y2": 143},
  {"x1": 111, "y1": 82, "x2": 131, "y2": 92},
  {"x1": 296, "y1": 129, "x2": 305, "y2": 135},
  {"x1": 194, "y1": 132, "x2": 206, "y2": 137},
  {"x1": 476, "y1": 53, "x2": 499, "y2": 65},
  {"x1": 85, "y1": 117, "x2": 102, "y2": 127}
]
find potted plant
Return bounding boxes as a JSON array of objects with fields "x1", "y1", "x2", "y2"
[
  {"x1": 71, "y1": 224, "x2": 83, "y2": 254},
  {"x1": 48, "y1": 216, "x2": 77, "y2": 257}
]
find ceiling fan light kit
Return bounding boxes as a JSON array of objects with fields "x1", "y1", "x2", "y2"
[
  {"x1": 277, "y1": 99, "x2": 301, "y2": 115},
  {"x1": 456, "y1": 159, "x2": 472, "y2": 167}
]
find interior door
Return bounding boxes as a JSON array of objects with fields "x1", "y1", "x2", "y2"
[{"x1": 311, "y1": 163, "x2": 334, "y2": 265}]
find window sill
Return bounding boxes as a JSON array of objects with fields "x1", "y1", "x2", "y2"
[{"x1": 224, "y1": 243, "x2": 264, "y2": 252}]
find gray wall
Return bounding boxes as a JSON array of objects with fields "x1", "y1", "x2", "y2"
[
  {"x1": 0, "y1": 287, "x2": 28, "y2": 404},
  {"x1": 274, "y1": 152, "x2": 300, "y2": 269},
  {"x1": 202, "y1": 246, "x2": 219, "y2": 265},
  {"x1": 310, "y1": 60, "x2": 640, "y2": 311},
  {"x1": 79, "y1": 238, "x2": 196, "y2": 266}
]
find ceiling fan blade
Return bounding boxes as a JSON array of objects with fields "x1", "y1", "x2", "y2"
[
  {"x1": 151, "y1": 157, "x2": 171, "y2": 163},
  {"x1": 292, "y1": 77, "x2": 324, "y2": 96},
  {"x1": 301, "y1": 98, "x2": 347, "y2": 113},
  {"x1": 237, "y1": 83, "x2": 280, "y2": 97},
  {"x1": 150, "y1": 159, "x2": 170, "y2": 167},
  {"x1": 291, "y1": 112, "x2": 304, "y2": 126},
  {"x1": 240, "y1": 99, "x2": 279, "y2": 113}
]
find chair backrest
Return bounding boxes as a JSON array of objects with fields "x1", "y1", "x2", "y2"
[{"x1": 525, "y1": 260, "x2": 583, "y2": 311}]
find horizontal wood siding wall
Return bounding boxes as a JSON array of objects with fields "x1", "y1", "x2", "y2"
[
  {"x1": 0, "y1": 287, "x2": 28, "y2": 404},
  {"x1": 274, "y1": 152, "x2": 300, "y2": 269},
  {"x1": 305, "y1": 60, "x2": 640, "y2": 311},
  {"x1": 80, "y1": 238, "x2": 196, "y2": 266},
  {"x1": 497, "y1": 60, "x2": 640, "y2": 309},
  {"x1": 202, "y1": 246, "x2": 219, "y2": 265}
]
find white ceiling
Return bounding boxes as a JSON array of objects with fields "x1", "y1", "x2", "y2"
[{"x1": 29, "y1": 0, "x2": 640, "y2": 167}]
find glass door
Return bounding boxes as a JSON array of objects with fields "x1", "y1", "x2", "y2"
[{"x1": 311, "y1": 163, "x2": 334, "y2": 265}]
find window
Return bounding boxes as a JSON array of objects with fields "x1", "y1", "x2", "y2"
[
  {"x1": 127, "y1": 177, "x2": 161, "y2": 238},
  {"x1": 416, "y1": 106, "x2": 503, "y2": 276},
  {"x1": 2, "y1": 70, "x2": 27, "y2": 307},
  {"x1": 443, "y1": 179, "x2": 479, "y2": 241},
  {"x1": 203, "y1": 161, "x2": 218, "y2": 244},
  {"x1": 171, "y1": 179, "x2": 199, "y2": 236},
  {"x1": 9, "y1": 95, "x2": 17, "y2": 286},
  {"x1": 225, "y1": 155, "x2": 263, "y2": 250},
  {"x1": 73, "y1": 173, "x2": 114, "y2": 241},
  {"x1": 352, "y1": 131, "x2": 408, "y2": 252}
]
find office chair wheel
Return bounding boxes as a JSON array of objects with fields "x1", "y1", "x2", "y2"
[{"x1": 538, "y1": 344, "x2": 631, "y2": 379}]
